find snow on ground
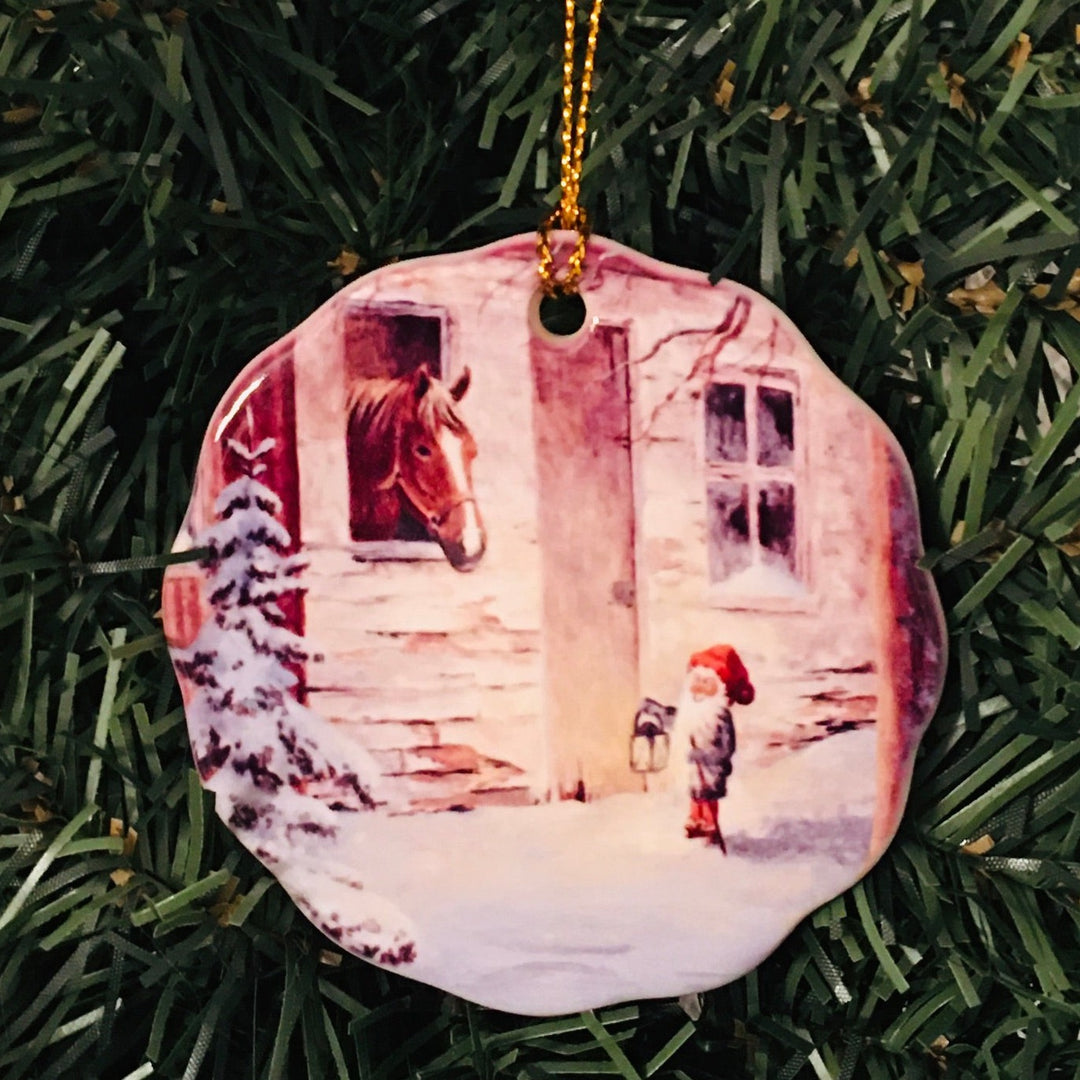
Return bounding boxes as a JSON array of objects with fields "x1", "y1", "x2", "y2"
[{"x1": 239, "y1": 729, "x2": 878, "y2": 1015}]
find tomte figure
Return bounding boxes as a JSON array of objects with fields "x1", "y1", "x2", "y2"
[{"x1": 676, "y1": 645, "x2": 755, "y2": 853}]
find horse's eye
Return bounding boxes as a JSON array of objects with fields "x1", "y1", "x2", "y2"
[{"x1": 415, "y1": 444, "x2": 432, "y2": 458}]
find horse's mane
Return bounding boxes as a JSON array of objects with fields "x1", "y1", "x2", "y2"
[
  {"x1": 347, "y1": 372, "x2": 468, "y2": 485},
  {"x1": 418, "y1": 377, "x2": 468, "y2": 438}
]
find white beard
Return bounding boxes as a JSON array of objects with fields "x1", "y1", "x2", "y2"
[{"x1": 669, "y1": 667, "x2": 731, "y2": 792}]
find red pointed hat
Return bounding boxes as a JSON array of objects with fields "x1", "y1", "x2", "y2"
[{"x1": 688, "y1": 644, "x2": 755, "y2": 706}]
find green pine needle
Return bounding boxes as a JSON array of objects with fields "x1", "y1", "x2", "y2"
[{"x1": 2, "y1": 1, "x2": 1079, "y2": 1077}]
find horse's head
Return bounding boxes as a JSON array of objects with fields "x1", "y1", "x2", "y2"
[{"x1": 396, "y1": 365, "x2": 486, "y2": 572}]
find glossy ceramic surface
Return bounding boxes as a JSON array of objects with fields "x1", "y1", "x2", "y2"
[{"x1": 163, "y1": 233, "x2": 945, "y2": 1014}]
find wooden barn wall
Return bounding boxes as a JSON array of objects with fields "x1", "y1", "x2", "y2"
[
  {"x1": 626, "y1": 274, "x2": 886, "y2": 785},
  {"x1": 293, "y1": 279, "x2": 549, "y2": 811},
  {"x1": 253, "y1": 248, "x2": 895, "y2": 812}
]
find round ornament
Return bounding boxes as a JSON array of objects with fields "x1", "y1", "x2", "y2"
[{"x1": 162, "y1": 232, "x2": 945, "y2": 1014}]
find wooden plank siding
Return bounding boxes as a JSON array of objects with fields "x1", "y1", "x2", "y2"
[{"x1": 169, "y1": 238, "x2": 943, "y2": 832}]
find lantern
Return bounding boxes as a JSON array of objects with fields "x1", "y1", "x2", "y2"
[{"x1": 630, "y1": 699, "x2": 677, "y2": 773}]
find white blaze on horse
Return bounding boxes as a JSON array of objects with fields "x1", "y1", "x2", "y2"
[{"x1": 346, "y1": 364, "x2": 486, "y2": 572}]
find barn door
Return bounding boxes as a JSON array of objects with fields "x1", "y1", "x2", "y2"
[
  {"x1": 216, "y1": 350, "x2": 306, "y2": 691},
  {"x1": 531, "y1": 323, "x2": 641, "y2": 800}
]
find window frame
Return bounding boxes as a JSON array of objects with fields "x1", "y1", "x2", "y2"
[
  {"x1": 703, "y1": 369, "x2": 813, "y2": 610},
  {"x1": 344, "y1": 300, "x2": 454, "y2": 564}
]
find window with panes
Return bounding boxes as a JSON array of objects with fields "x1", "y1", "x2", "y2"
[{"x1": 704, "y1": 377, "x2": 802, "y2": 589}]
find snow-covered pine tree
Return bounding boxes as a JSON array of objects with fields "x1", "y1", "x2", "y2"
[
  {"x1": 176, "y1": 435, "x2": 381, "y2": 838},
  {"x1": 175, "y1": 435, "x2": 416, "y2": 965}
]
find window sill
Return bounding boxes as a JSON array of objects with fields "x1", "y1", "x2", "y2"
[
  {"x1": 705, "y1": 587, "x2": 818, "y2": 614},
  {"x1": 705, "y1": 564, "x2": 817, "y2": 613},
  {"x1": 350, "y1": 541, "x2": 444, "y2": 562}
]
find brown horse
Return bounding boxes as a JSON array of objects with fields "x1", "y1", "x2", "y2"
[{"x1": 346, "y1": 365, "x2": 486, "y2": 572}]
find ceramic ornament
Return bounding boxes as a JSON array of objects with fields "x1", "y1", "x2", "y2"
[{"x1": 162, "y1": 233, "x2": 946, "y2": 1015}]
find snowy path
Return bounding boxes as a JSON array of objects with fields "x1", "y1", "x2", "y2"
[{"x1": 264, "y1": 730, "x2": 877, "y2": 1014}]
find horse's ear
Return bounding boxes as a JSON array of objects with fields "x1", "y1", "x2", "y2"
[
  {"x1": 449, "y1": 366, "x2": 471, "y2": 401},
  {"x1": 412, "y1": 364, "x2": 431, "y2": 399}
]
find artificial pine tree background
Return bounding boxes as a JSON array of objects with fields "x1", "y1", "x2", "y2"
[{"x1": 1, "y1": 1, "x2": 1079, "y2": 1077}]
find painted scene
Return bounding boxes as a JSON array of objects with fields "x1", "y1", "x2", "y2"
[{"x1": 162, "y1": 234, "x2": 946, "y2": 1015}]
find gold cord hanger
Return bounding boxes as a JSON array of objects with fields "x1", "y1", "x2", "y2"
[{"x1": 536, "y1": 0, "x2": 604, "y2": 297}]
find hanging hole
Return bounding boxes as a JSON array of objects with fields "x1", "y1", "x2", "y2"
[{"x1": 538, "y1": 291, "x2": 587, "y2": 336}]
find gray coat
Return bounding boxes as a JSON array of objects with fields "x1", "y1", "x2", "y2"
[{"x1": 688, "y1": 706, "x2": 736, "y2": 800}]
